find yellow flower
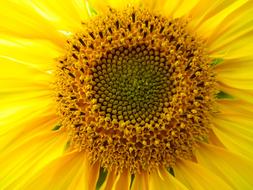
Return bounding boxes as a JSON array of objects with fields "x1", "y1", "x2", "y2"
[{"x1": 1, "y1": 0, "x2": 253, "y2": 189}]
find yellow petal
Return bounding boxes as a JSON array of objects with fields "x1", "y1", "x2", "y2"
[
  {"x1": 0, "y1": 130, "x2": 68, "y2": 189},
  {"x1": 210, "y1": 27, "x2": 253, "y2": 58},
  {"x1": 88, "y1": 0, "x2": 140, "y2": 13},
  {"x1": 189, "y1": 0, "x2": 237, "y2": 25},
  {"x1": 65, "y1": 159, "x2": 88, "y2": 190},
  {"x1": 100, "y1": 169, "x2": 131, "y2": 190},
  {"x1": 188, "y1": 0, "x2": 245, "y2": 39},
  {"x1": 162, "y1": 0, "x2": 199, "y2": 18},
  {"x1": 0, "y1": 1, "x2": 70, "y2": 47},
  {"x1": 213, "y1": 126, "x2": 253, "y2": 161},
  {"x1": 208, "y1": 129, "x2": 226, "y2": 147},
  {"x1": 22, "y1": 151, "x2": 92, "y2": 190},
  {"x1": 174, "y1": 159, "x2": 233, "y2": 190},
  {"x1": 0, "y1": 106, "x2": 57, "y2": 152},
  {"x1": 212, "y1": 100, "x2": 253, "y2": 159},
  {"x1": 0, "y1": 36, "x2": 56, "y2": 95},
  {"x1": 217, "y1": 82, "x2": 253, "y2": 104},
  {"x1": 207, "y1": 1, "x2": 253, "y2": 56},
  {"x1": 29, "y1": 0, "x2": 90, "y2": 28},
  {"x1": 0, "y1": 56, "x2": 52, "y2": 91},
  {"x1": 215, "y1": 57, "x2": 253, "y2": 90},
  {"x1": 0, "y1": 34, "x2": 62, "y2": 71},
  {"x1": 141, "y1": 0, "x2": 168, "y2": 13},
  {"x1": 67, "y1": 161, "x2": 100, "y2": 190},
  {"x1": 0, "y1": 0, "x2": 90, "y2": 46},
  {"x1": 196, "y1": 143, "x2": 253, "y2": 189},
  {"x1": 88, "y1": 162, "x2": 100, "y2": 190},
  {"x1": 0, "y1": 94, "x2": 55, "y2": 151},
  {"x1": 132, "y1": 168, "x2": 188, "y2": 190},
  {"x1": 131, "y1": 171, "x2": 149, "y2": 190},
  {"x1": 217, "y1": 99, "x2": 253, "y2": 117},
  {"x1": 0, "y1": 50, "x2": 55, "y2": 151},
  {"x1": 112, "y1": 170, "x2": 131, "y2": 190},
  {"x1": 100, "y1": 170, "x2": 117, "y2": 190},
  {"x1": 149, "y1": 168, "x2": 189, "y2": 190},
  {"x1": 0, "y1": 33, "x2": 58, "y2": 150}
]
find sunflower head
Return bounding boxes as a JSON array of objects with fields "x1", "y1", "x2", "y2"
[
  {"x1": 1, "y1": 0, "x2": 253, "y2": 189},
  {"x1": 55, "y1": 6, "x2": 216, "y2": 173}
]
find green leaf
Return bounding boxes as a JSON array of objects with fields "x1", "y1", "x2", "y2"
[
  {"x1": 211, "y1": 58, "x2": 223, "y2": 66},
  {"x1": 167, "y1": 167, "x2": 175, "y2": 176},
  {"x1": 96, "y1": 168, "x2": 108, "y2": 190},
  {"x1": 52, "y1": 124, "x2": 61, "y2": 131},
  {"x1": 130, "y1": 174, "x2": 135, "y2": 189},
  {"x1": 216, "y1": 91, "x2": 234, "y2": 99}
]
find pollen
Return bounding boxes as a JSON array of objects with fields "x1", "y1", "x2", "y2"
[{"x1": 55, "y1": 7, "x2": 216, "y2": 174}]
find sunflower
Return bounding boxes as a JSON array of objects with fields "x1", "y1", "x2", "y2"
[{"x1": 1, "y1": 0, "x2": 253, "y2": 189}]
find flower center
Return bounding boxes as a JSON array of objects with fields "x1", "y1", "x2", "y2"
[
  {"x1": 55, "y1": 7, "x2": 216, "y2": 173},
  {"x1": 91, "y1": 45, "x2": 171, "y2": 125}
]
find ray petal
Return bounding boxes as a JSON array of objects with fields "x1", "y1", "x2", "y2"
[
  {"x1": 174, "y1": 159, "x2": 233, "y2": 190},
  {"x1": 207, "y1": 0, "x2": 253, "y2": 56},
  {"x1": 215, "y1": 57, "x2": 253, "y2": 90},
  {"x1": 22, "y1": 151, "x2": 92, "y2": 190},
  {"x1": 100, "y1": 169, "x2": 131, "y2": 190},
  {"x1": 88, "y1": 0, "x2": 141, "y2": 13},
  {"x1": 196, "y1": 143, "x2": 253, "y2": 189},
  {"x1": 148, "y1": 168, "x2": 189, "y2": 190},
  {"x1": 188, "y1": 0, "x2": 246, "y2": 39},
  {"x1": 212, "y1": 100, "x2": 253, "y2": 159},
  {"x1": 0, "y1": 130, "x2": 68, "y2": 189}
]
